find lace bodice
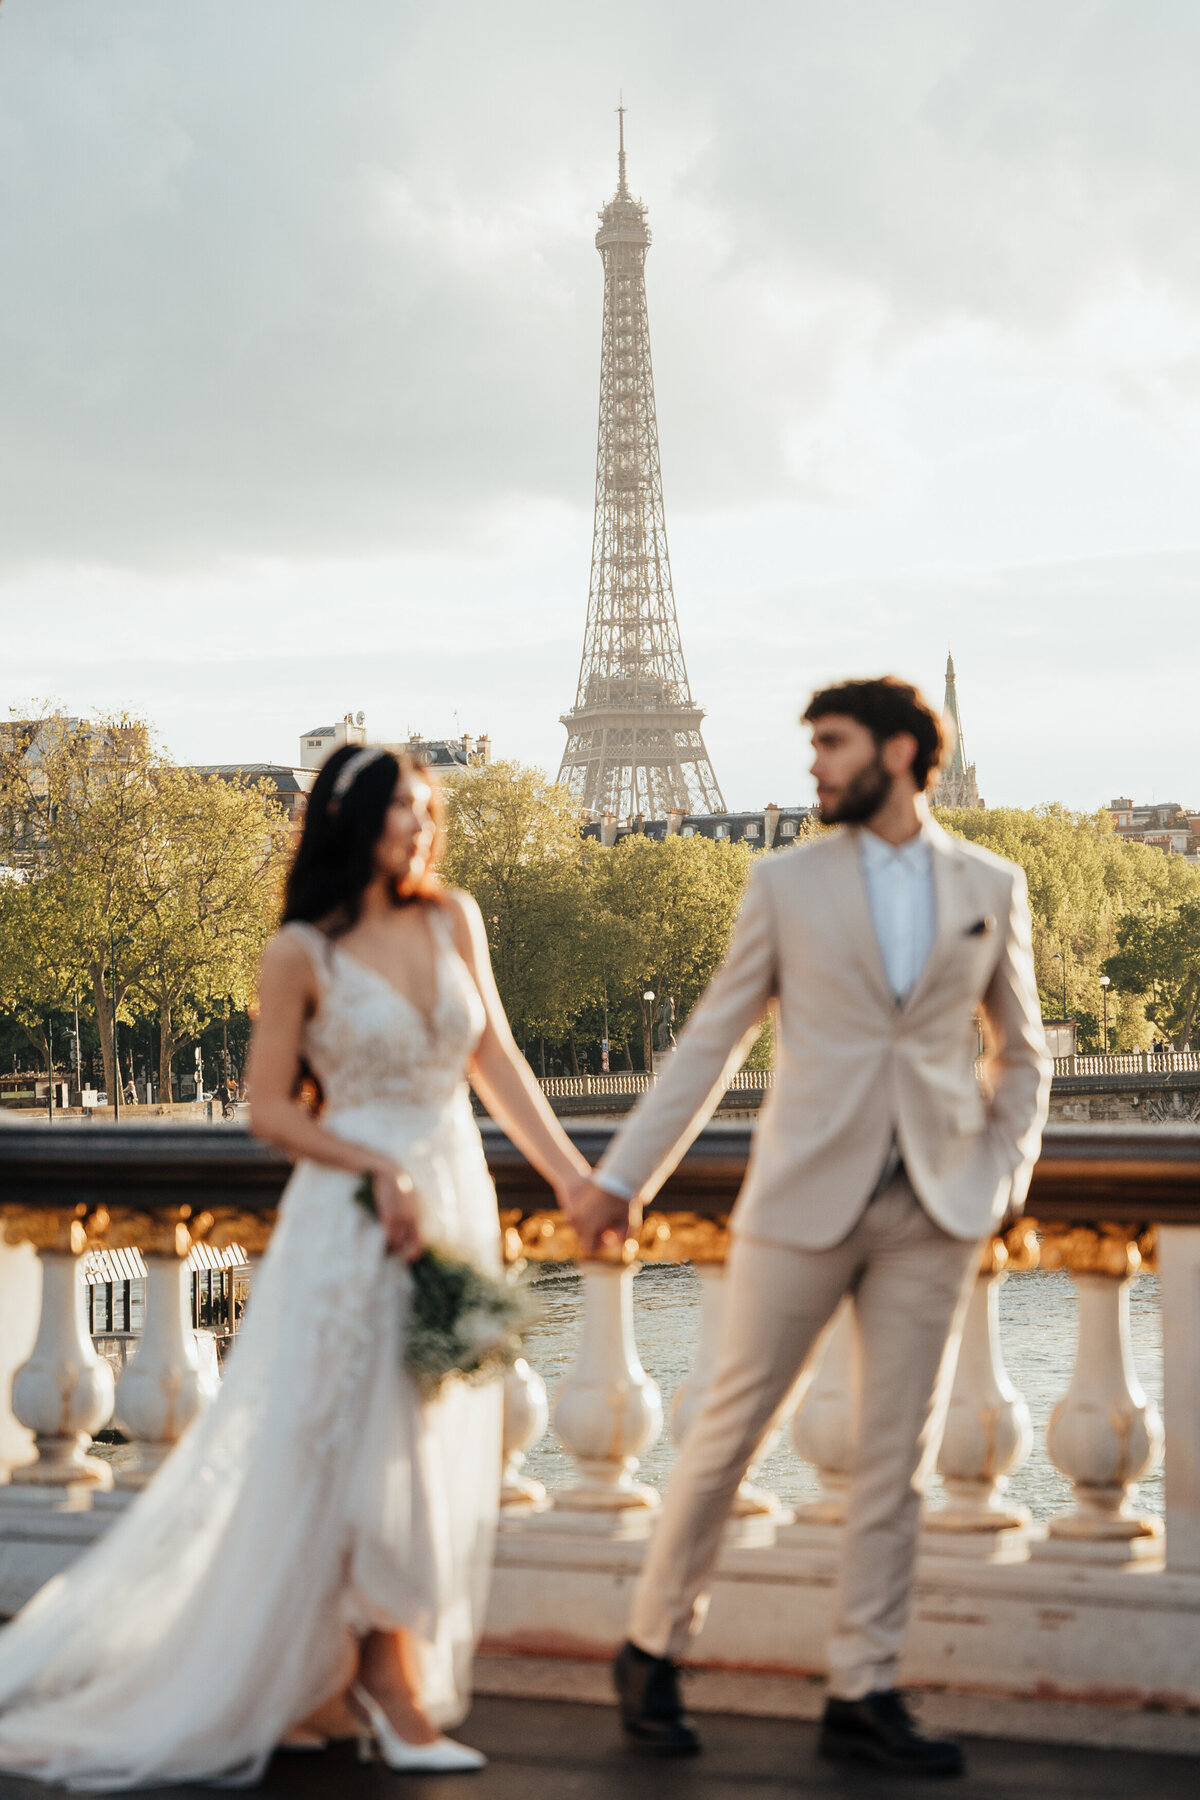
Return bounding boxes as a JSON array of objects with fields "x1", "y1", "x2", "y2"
[{"x1": 289, "y1": 909, "x2": 486, "y2": 1117}]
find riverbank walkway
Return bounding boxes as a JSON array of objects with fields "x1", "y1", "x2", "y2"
[{"x1": 0, "y1": 1695, "x2": 1189, "y2": 1799}]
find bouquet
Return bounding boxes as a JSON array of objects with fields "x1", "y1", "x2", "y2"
[{"x1": 354, "y1": 1173, "x2": 537, "y2": 1398}]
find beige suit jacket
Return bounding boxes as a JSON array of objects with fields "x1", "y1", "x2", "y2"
[{"x1": 598, "y1": 820, "x2": 1051, "y2": 1248}]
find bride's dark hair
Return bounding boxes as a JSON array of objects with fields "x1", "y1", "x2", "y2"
[{"x1": 281, "y1": 744, "x2": 443, "y2": 934}]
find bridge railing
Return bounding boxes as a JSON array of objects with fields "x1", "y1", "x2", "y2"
[
  {"x1": 538, "y1": 1069, "x2": 772, "y2": 1098},
  {"x1": 541, "y1": 1055, "x2": 1200, "y2": 1097},
  {"x1": 1054, "y1": 1049, "x2": 1200, "y2": 1076},
  {"x1": 0, "y1": 1121, "x2": 1198, "y2": 1720}
]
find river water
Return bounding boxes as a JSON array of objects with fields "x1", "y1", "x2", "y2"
[{"x1": 520, "y1": 1263, "x2": 1164, "y2": 1522}]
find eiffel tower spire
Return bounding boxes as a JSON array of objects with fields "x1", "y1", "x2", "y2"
[{"x1": 558, "y1": 112, "x2": 724, "y2": 821}]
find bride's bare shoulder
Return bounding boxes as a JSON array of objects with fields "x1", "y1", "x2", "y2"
[
  {"x1": 439, "y1": 886, "x2": 480, "y2": 919},
  {"x1": 438, "y1": 888, "x2": 484, "y2": 952},
  {"x1": 259, "y1": 924, "x2": 323, "y2": 984}
]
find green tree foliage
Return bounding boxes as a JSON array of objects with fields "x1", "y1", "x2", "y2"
[
  {"x1": 0, "y1": 869, "x2": 86, "y2": 1078},
  {"x1": 0, "y1": 712, "x2": 290, "y2": 1099},
  {"x1": 1104, "y1": 899, "x2": 1200, "y2": 1048},
  {"x1": 441, "y1": 763, "x2": 760, "y2": 1071},
  {"x1": 586, "y1": 833, "x2": 756, "y2": 1064},
  {"x1": 128, "y1": 766, "x2": 291, "y2": 1099},
  {"x1": 440, "y1": 762, "x2": 606, "y2": 1053},
  {"x1": 936, "y1": 805, "x2": 1200, "y2": 1049}
]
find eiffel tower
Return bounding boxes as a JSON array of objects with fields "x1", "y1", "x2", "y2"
[{"x1": 558, "y1": 109, "x2": 725, "y2": 822}]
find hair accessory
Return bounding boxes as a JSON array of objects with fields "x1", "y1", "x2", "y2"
[{"x1": 328, "y1": 745, "x2": 387, "y2": 808}]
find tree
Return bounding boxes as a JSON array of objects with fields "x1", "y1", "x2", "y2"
[
  {"x1": 440, "y1": 762, "x2": 605, "y2": 1055},
  {"x1": 0, "y1": 713, "x2": 157, "y2": 1098},
  {"x1": 0, "y1": 869, "x2": 85, "y2": 1087},
  {"x1": 0, "y1": 713, "x2": 290, "y2": 1100},
  {"x1": 938, "y1": 804, "x2": 1200, "y2": 1049},
  {"x1": 128, "y1": 768, "x2": 290, "y2": 1099},
  {"x1": 588, "y1": 833, "x2": 756, "y2": 1064},
  {"x1": 1105, "y1": 899, "x2": 1200, "y2": 1047}
]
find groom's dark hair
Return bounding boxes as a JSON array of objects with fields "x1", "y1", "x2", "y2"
[{"x1": 802, "y1": 677, "x2": 947, "y2": 792}]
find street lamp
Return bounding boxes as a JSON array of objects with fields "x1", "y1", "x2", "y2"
[
  {"x1": 108, "y1": 928, "x2": 133, "y2": 1122},
  {"x1": 1051, "y1": 951, "x2": 1068, "y2": 1021},
  {"x1": 1099, "y1": 975, "x2": 1111, "y2": 1054},
  {"x1": 642, "y1": 989, "x2": 656, "y2": 1077},
  {"x1": 109, "y1": 928, "x2": 120, "y2": 1124}
]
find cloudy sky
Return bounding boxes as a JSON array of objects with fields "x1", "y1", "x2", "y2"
[{"x1": 2, "y1": 0, "x2": 1198, "y2": 810}]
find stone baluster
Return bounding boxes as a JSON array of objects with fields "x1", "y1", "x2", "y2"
[
  {"x1": 496, "y1": 1217, "x2": 549, "y2": 1512},
  {"x1": 671, "y1": 1260, "x2": 783, "y2": 1527},
  {"x1": 777, "y1": 1297, "x2": 859, "y2": 1545},
  {"x1": 501, "y1": 1356, "x2": 549, "y2": 1511},
  {"x1": 551, "y1": 1249, "x2": 663, "y2": 1520},
  {"x1": 1159, "y1": 1221, "x2": 1200, "y2": 1574},
  {"x1": 924, "y1": 1227, "x2": 1037, "y2": 1558},
  {"x1": 104, "y1": 1208, "x2": 222, "y2": 1490},
  {"x1": 0, "y1": 1208, "x2": 114, "y2": 1497},
  {"x1": 1033, "y1": 1225, "x2": 1164, "y2": 1563}
]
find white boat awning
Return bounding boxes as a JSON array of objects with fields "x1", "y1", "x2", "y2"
[{"x1": 80, "y1": 1243, "x2": 249, "y2": 1283}]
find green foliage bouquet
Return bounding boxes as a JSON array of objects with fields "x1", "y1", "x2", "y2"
[{"x1": 354, "y1": 1175, "x2": 537, "y2": 1398}]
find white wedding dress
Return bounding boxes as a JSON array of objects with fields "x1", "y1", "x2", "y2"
[{"x1": 0, "y1": 909, "x2": 504, "y2": 1788}]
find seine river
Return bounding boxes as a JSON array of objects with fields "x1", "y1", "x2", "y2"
[{"x1": 520, "y1": 1263, "x2": 1164, "y2": 1522}]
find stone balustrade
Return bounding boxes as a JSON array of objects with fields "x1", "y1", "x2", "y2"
[
  {"x1": 0, "y1": 1122, "x2": 1198, "y2": 1746},
  {"x1": 1056, "y1": 1050, "x2": 1200, "y2": 1077},
  {"x1": 536, "y1": 1057, "x2": 1200, "y2": 1101}
]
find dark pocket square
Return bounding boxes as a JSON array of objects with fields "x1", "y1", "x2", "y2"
[{"x1": 966, "y1": 916, "x2": 996, "y2": 936}]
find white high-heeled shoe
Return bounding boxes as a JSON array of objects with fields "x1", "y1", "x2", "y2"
[{"x1": 350, "y1": 1684, "x2": 486, "y2": 1773}]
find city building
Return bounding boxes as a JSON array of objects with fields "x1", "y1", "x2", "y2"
[
  {"x1": 557, "y1": 111, "x2": 724, "y2": 823},
  {"x1": 583, "y1": 803, "x2": 814, "y2": 850},
  {"x1": 300, "y1": 717, "x2": 491, "y2": 783},
  {"x1": 933, "y1": 652, "x2": 984, "y2": 810},
  {"x1": 188, "y1": 763, "x2": 314, "y2": 825},
  {"x1": 1107, "y1": 798, "x2": 1200, "y2": 859},
  {"x1": 298, "y1": 713, "x2": 368, "y2": 769},
  {"x1": 396, "y1": 731, "x2": 492, "y2": 780}
]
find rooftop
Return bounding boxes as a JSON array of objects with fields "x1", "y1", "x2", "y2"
[{"x1": 188, "y1": 764, "x2": 315, "y2": 795}]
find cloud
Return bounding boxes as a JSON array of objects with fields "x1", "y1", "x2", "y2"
[
  {"x1": 5, "y1": 0, "x2": 1200, "y2": 570},
  {"x1": 1, "y1": 1, "x2": 1198, "y2": 811}
]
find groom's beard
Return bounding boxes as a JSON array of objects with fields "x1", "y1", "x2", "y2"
[{"x1": 818, "y1": 751, "x2": 894, "y2": 826}]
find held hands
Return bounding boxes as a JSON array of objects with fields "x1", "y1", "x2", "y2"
[
  {"x1": 363, "y1": 1157, "x2": 424, "y2": 1262},
  {"x1": 561, "y1": 1171, "x2": 640, "y2": 1259}
]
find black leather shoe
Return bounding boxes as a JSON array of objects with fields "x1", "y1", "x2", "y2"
[
  {"x1": 819, "y1": 1690, "x2": 964, "y2": 1776},
  {"x1": 613, "y1": 1640, "x2": 701, "y2": 1755}
]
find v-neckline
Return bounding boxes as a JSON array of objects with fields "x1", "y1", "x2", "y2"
[{"x1": 331, "y1": 910, "x2": 445, "y2": 1037}]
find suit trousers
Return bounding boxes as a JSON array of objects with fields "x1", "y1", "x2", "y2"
[{"x1": 627, "y1": 1174, "x2": 980, "y2": 1698}]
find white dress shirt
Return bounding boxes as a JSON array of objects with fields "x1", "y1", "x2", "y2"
[
  {"x1": 857, "y1": 824, "x2": 937, "y2": 1004},
  {"x1": 595, "y1": 823, "x2": 939, "y2": 1202}
]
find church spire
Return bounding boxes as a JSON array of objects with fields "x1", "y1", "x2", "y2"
[
  {"x1": 942, "y1": 651, "x2": 966, "y2": 778},
  {"x1": 933, "y1": 650, "x2": 982, "y2": 809}
]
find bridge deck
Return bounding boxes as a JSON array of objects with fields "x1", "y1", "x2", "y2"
[{"x1": 0, "y1": 1695, "x2": 1190, "y2": 1799}]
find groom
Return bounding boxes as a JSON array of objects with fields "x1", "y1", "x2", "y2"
[{"x1": 568, "y1": 677, "x2": 1050, "y2": 1777}]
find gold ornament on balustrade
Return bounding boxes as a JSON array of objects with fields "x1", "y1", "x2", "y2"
[
  {"x1": 0, "y1": 1203, "x2": 1153, "y2": 1279},
  {"x1": 0, "y1": 1202, "x2": 277, "y2": 1260},
  {"x1": 498, "y1": 1208, "x2": 732, "y2": 1266},
  {"x1": 0, "y1": 1202, "x2": 108, "y2": 1256},
  {"x1": 1034, "y1": 1220, "x2": 1156, "y2": 1278}
]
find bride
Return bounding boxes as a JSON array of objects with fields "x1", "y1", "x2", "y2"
[{"x1": 0, "y1": 744, "x2": 593, "y2": 1787}]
